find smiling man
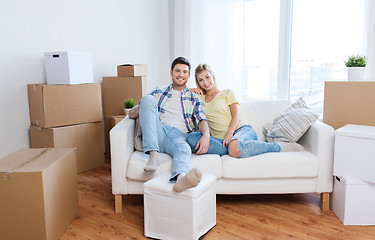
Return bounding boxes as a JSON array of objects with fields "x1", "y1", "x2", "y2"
[{"x1": 128, "y1": 57, "x2": 210, "y2": 192}]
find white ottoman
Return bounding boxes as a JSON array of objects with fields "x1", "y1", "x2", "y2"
[{"x1": 144, "y1": 172, "x2": 216, "y2": 240}]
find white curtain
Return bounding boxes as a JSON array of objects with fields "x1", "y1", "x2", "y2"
[
  {"x1": 189, "y1": 0, "x2": 245, "y2": 98},
  {"x1": 169, "y1": 0, "x2": 192, "y2": 61},
  {"x1": 170, "y1": 0, "x2": 245, "y2": 97},
  {"x1": 364, "y1": 0, "x2": 375, "y2": 80}
]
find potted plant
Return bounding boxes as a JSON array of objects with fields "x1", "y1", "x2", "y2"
[
  {"x1": 123, "y1": 97, "x2": 136, "y2": 115},
  {"x1": 345, "y1": 54, "x2": 367, "y2": 81}
]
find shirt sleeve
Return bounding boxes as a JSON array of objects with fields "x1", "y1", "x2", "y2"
[
  {"x1": 149, "y1": 88, "x2": 160, "y2": 97},
  {"x1": 192, "y1": 93, "x2": 207, "y2": 122},
  {"x1": 226, "y1": 89, "x2": 239, "y2": 106}
]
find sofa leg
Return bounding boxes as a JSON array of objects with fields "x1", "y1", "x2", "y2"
[
  {"x1": 320, "y1": 192, "x2": 330, "y2": 212},
  {"x1": 115, "y1": 194, "x2": 123, "y2": 213}
]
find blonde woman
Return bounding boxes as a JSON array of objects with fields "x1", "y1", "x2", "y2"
[{"x1": 187, "y1": 64, "x2": 302, "y2": 157}]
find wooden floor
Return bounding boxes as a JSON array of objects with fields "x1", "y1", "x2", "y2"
[{"x1": 61, "y1": 163, "x2": 375, "y2": 240}]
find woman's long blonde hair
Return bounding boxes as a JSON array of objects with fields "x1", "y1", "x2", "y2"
[{"x1": 195, "y1": 64, "x2": 216, "y2": 94}]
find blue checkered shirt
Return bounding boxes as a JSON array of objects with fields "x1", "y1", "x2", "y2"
[{"x1": 149, "y1": 84, "x2": 207, "y2": 133}]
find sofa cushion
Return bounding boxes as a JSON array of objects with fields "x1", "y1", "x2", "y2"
[
  {"x1": 127, "y1": 151, "x2": 222, "y2": 181},
  {"x1": 239, "y1": 100, "x2": 291, "y2": 141},
  {"x1": 222, "y1": 151, "x2": 318, "y2": 179},
  {"x1": 263, "y1": 98, "x2": 319, "y2": 142}
]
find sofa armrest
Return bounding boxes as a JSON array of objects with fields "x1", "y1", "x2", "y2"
[
  {"x1": 110, "y1": 116, "x2": 135, "y2": 195},
  {"x1": 298, "y1": 121, "x2": 335, "y2": 193}
]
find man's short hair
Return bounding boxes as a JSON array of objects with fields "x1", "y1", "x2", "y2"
[{"x1": 171, "y1": 57, "x2": 191, "y2": 72}]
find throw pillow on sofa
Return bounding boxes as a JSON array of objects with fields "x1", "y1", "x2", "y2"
[{"x1": 263, "y1": 97, "x2": 319, "y2": 143}]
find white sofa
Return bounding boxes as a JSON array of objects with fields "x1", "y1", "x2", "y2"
[{"x1": 110, "y1": 99, "x2": 335, "y2": 213}]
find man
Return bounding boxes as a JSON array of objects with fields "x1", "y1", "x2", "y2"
[{"x1": 128, "y1": 57, "x2": 210, "y2": 192}]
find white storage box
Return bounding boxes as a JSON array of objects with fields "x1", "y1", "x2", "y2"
[
  {"x1": 44, "y1": 51, "x2": 93, "y2": 85},
  {"x1": 334, "y1": 124, "x2": 375, "y2": 182},
  {"x1": 330, "y1": 176, "x2": 375, "y2": 225},
  {"x1": 144, "y1": 172, "x2": 216, "y2": 240}
]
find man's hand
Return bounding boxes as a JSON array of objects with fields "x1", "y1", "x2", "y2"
[
  {"x1": 128, "y1": 105, "x2": 140, "y2": 119},
  {"x1": 195, "y1": 133, "x2": 210, "y2": 154},
  {"x1": 190, "y1": 88, "x2": 203, "y2": 95}
]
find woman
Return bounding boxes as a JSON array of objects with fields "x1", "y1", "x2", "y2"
[{"x1": 187, "y1": 64, "x2": 302, "y2": 158}]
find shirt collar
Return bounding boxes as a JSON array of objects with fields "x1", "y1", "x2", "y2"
[{"x1": 168, "y1": 84, "x2": 189, "y2": 93}]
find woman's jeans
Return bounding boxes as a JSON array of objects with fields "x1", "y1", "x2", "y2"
[
  {"x1": 186, "y1": 125, "x2": 280, "y2": 158},
  {"x1": 139, "y1": 95, "x2": 191, "y2": 181}
]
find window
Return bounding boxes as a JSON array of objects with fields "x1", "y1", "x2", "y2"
[
  {"x1": 189, "y1": 0, "x2": 366, "y2": 112},
  {"x1": 289, "y1": 0, "x2": 365, "y2": 111}
]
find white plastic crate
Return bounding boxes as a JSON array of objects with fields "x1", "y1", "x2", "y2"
[{"x1": 44, "y1": 51, "x2": 93, "y2": 85}]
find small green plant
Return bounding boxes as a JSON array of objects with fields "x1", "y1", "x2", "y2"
[
  {"x1": 345, "y1": 55, "x2": 367, "y2": 67},
  {"x1": 123, "y1": 98, "x2": 136, "y2": 109}
]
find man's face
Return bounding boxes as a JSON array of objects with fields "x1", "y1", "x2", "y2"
[{"x1": 170, "y1": 63, "x2": 190, "y2": 90}]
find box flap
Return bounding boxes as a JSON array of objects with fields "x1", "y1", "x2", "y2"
[
  {"x1": 0, "y1": 148, "x2": 76, "y2": 173},
  {"x1": 335, "y1": 124, "x2": 375, "y2": 139}
]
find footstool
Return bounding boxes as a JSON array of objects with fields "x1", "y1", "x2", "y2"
[{"x1": 144, "y1": 172, "x2": 216, "y2": 240}]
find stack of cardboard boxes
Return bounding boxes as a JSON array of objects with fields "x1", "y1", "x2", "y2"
[
  {"x1": 28, "y1": 52, "x2": 104, "y2": 173},
  {"x1": 102, "y1": 64, "x2": 148, "y2": 157}
]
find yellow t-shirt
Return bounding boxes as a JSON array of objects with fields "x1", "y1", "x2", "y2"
[{"x1": 201, "y1": 89, "x2": 246, "y2": 139}]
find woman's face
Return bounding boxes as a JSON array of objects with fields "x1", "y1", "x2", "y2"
[{"x1": 196, "y1": 70, "x2": 215, "y2": 91}]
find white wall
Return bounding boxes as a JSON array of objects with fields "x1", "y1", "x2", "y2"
[{"x1": 0, "y1": 0, "x2": 171, "y2": 158}]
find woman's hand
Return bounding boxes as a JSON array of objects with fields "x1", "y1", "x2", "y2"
[
  {"x1": 190, "y1": 88, "x2": 203, "y2": 95},
  {"x1": 222, "y1": 132, "x2": 234, "y2": 147}
]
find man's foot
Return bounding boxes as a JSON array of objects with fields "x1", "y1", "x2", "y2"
[
  {"x1": 144, "y1": 151, "x2": 160, "y2": 172},
  {"x1": 278, "y1": 142, "x2": 304, "y2": 152},
  {"x1": 173, "y1": 168, "x2": 202, "y2": 192}
]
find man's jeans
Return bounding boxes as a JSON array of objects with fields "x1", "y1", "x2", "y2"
[
  {"x1": 139, "y1": 95, "x2": 191, "y2": 181},
  {"x1": 186, "y1": 125, "x2": 280, "y2": 158}
]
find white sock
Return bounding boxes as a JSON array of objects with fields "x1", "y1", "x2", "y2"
[
  {"x1": 173, "y1": 168, "x2": 202, "y2": 192},
  {"x1": 278, "y1": 142, "x2": 304, "y2": 152},
  {"x1": 144, "y1": 151, "x2": 160, "y2": 172}
]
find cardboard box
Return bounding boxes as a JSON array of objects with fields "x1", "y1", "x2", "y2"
[
  {"x1": 44, "y1": 51, "x2": 93, "y2": 85},
  {"x1": 112, "y1": 115, "x2": 126, "y2": 127},
  {"x1": 330, "y1": 176, "x2": 375, "y2": 225},
  {"x1": 104, "y1": 117, "x2": 113, "y2": 158},
  {"x1": 334, "y1": 124, "x2": 375, "y2": 182},
  {"x1": 323, "y1": 81, "x2": 375, "y2": 130},
  {"x1": 0, "y1": 148, "x2": 78, "y2": 240},
  {"x1": 117, "y1": 64, "x2": 148, "y2": 77},
  {"x1": 28, "y1": 83, "x2": 102, "y2": 128},
  {"x1": 30, "y1": 122, "x2": 104, "y2": 173},
  {"x1": 102, "y1": 76, "x2": 147, "y2": 118}
]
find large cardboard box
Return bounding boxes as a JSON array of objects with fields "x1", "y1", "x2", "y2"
[
  {"x1": 0, "y1": 148, "x2": 78, "y2": 240},
  {"x1": 44, "y1": 51, "x2": 93, "y2": 85},
  {"x1": 30, "y1": 122, "x2": 104, "y2": 173},
  {"x1": 102, "y1": 76, "x2": 147, "y2": 118},
  {"x1": 117, "y1": 64, "x2": 148, "y2": 77},
  {"x1": 28, "y1": 83, "x2": 102, "y2": 128},
  {"x1": 334, "y1": 124, "x2": 375, "y2": 182},
  {"x1": 323, "y1": 81, "x2": 375, "y2": 130},
  {"x1": 330, "y1": 176, "x2": 375, "y2": 225}
]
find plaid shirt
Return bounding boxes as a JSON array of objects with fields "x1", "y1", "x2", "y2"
[{"x1": 149, "y1": 84, "x2": 207, "y2": 133}]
